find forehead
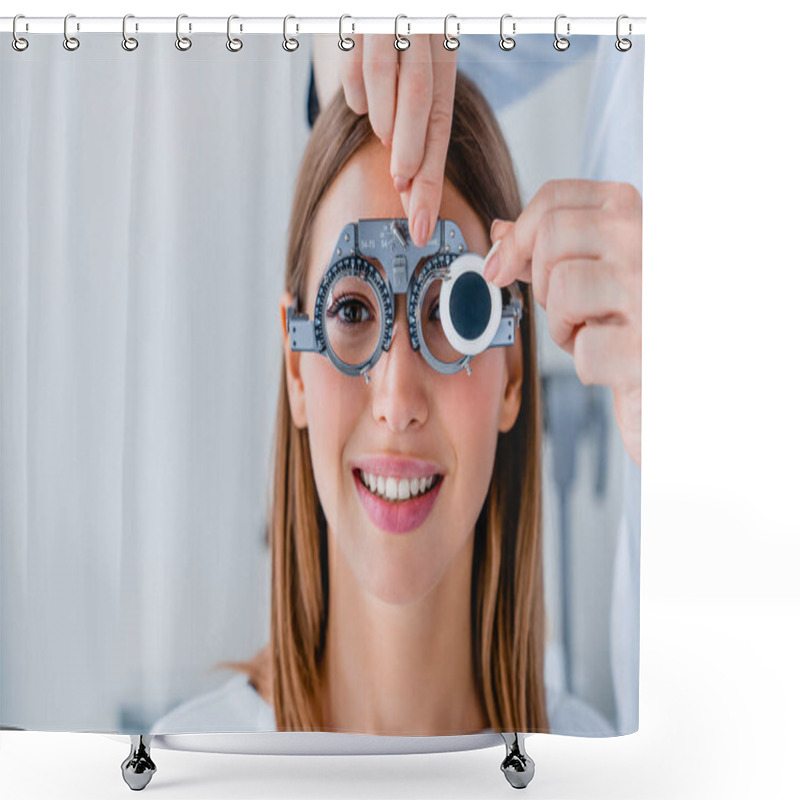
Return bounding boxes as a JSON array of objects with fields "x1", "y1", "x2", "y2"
[{"x1": 305, "y1": 138, "x2": 489, "y2": 304}]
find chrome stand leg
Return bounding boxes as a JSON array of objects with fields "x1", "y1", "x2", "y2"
[
  {"x1": 121, "y1": 735, "x2": 157, "y2": 791},
  {"x1": 500, "y1": 732, "x2": 535, "y2": 789}
]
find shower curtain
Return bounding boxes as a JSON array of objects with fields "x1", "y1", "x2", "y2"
[{"x1": 1, "y1": 22, "x2": 644, "y2": 743}]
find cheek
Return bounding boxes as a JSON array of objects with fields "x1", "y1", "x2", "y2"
[
  {"x1": 301, "y1": 356, "x2": 364, "y2": 496},
  {"x1": 439, "y1": 352, "x2": 506, "y2": 494}
]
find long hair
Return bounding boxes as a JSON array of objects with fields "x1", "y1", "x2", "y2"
[{"x1": 218, "y1": 71, "x2": 549, "y2": 733}]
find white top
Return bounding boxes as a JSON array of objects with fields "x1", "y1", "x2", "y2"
[{"x1": 150, "y1": 671, "x2": 616, "y2": 737}]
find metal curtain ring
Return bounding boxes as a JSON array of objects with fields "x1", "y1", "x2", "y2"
[
  {"x1": 226, "y1": 15, "x2": 243, "y2": 51},
  {"x1": 12, "y1": 14, "x2": 29, "y2": 51},
  {"x1": 499, "y1": 14, "x2": 515, "y2": 51},
  {"x1": 443, "y1": 14, "x2": 460, "y2": 50},
  {"x1": 175, "y1": 14, "x2": 192, "y2": 50},
  {"x1": 283, "y1": 15, "x2": 299, "y2": 51},
  {"x1": 616, "y1": 14, "x2": 632, "y2": 51},
  {"x1": 395, "y1": 15, "x2": 410, "y2": 51},
  {"x1": 554, "y1": 14, "x2": 570, "y2": 51},
  {"x1": 122, "y1": 14, "x2": 138, "y2": 51},
  {"x1": 63, "y1": 13, "x2": 80, "y2": 51},
  {"x1": 339, "y1": 14, "x2": 355, "y2": 51}
]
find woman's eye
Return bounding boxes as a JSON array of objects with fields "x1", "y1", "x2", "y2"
[
  {"x1": 341, "y1": 301, "x2": 364, "y2": 324},
  {"x1": 429, "y1": 300, "x2": 441, "y2": 322},
  {"x1": 328, "y1": 296, "x2": 372, "y2": 326}
]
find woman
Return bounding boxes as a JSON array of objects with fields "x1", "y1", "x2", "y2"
[{"x1": 151, "y1": 71, "x2": 620, "y2": 738}]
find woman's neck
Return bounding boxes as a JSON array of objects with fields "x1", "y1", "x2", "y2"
[{"x1": 319, "y1": 528, "x2": 489, "y2": 736}]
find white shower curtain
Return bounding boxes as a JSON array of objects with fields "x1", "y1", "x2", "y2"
[
  {"x1": 1, "y1": 34, "x2": 312, "y2": 729},
  {"x1": 1, "y1": 29, "x2": 642, "y2": 735}
]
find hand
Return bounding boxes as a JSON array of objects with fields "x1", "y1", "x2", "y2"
[
  {"x1": 484, "y1": 179, "x2": 642, "y2": 466},
  {"x1": 312, "y1": 34, "x2": 458, "y2": 247}
]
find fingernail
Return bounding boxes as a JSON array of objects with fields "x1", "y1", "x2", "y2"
[
  {"x1": 490, "y1": 218, "x2": 512, "y2": 243},
  {"x1": 413, "y1": 211, "x2": 430, "y2": 246},
  {"x1": 393, "y1": 175, "x2": 411, "y2": 194},
  {"x1": 483, "y1": 239, "x2": 503, "y2": 285}
]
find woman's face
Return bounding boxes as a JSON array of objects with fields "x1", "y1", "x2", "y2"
[{"x1": 281, "y1": 138, "x2": 523, "y2": 606}]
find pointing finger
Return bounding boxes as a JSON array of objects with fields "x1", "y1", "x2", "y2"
[{"x1": 406, "y1": 38, "x2": 457, "y2": 246}]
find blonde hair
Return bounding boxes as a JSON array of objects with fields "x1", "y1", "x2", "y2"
[{"x1": 217, "y1": 71, "x2": 549, "y2": 733}]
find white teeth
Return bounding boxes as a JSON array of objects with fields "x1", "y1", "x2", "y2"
[{"x1": 359, "y1": 470, "x2": 439, "y2": 502}]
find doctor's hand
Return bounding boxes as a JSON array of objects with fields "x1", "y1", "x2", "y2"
[
  {"x1": 311, "y1": 34, "x2": 458, "y2": 247},
  {"x1": 484, "y1": 179, "x2": 642, "y2": 466}
]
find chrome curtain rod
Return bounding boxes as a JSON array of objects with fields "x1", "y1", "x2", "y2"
[{"x1": 1, "y1": 15, "x2": 646, "y2": 36}]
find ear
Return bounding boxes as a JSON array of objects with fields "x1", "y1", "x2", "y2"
[
  {"x1": 497, "y1": 337, "x2": 523, "y2": 434},
  {"x1": 280, "y1": 290, "x2": 308, "y2": 430}
]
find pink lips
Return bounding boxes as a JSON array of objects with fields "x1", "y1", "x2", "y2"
[{"x1": 352, "y1": 456, "x2": 444, "y2": 534}]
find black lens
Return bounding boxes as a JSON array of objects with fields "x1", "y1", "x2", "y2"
[{"x1": 449, "y1": 271, "x2": 491, "y2": 341}]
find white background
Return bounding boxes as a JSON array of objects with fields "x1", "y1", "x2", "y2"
[{"x1": 1, "y1": 1, "x2": 798, "y2": 799}]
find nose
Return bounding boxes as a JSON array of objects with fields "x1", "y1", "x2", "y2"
[{"x1": 370, "y1": 298, "x2": 429, "y2": 433}]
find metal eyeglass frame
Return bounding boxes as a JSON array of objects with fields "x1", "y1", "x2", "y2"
[{"x1": 285, "y1": 218, "x2": 524, "y2": 383}]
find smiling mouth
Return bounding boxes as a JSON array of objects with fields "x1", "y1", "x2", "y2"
[{"x1": 355, "y1": 469, "x2": 443, "y2": 503}]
